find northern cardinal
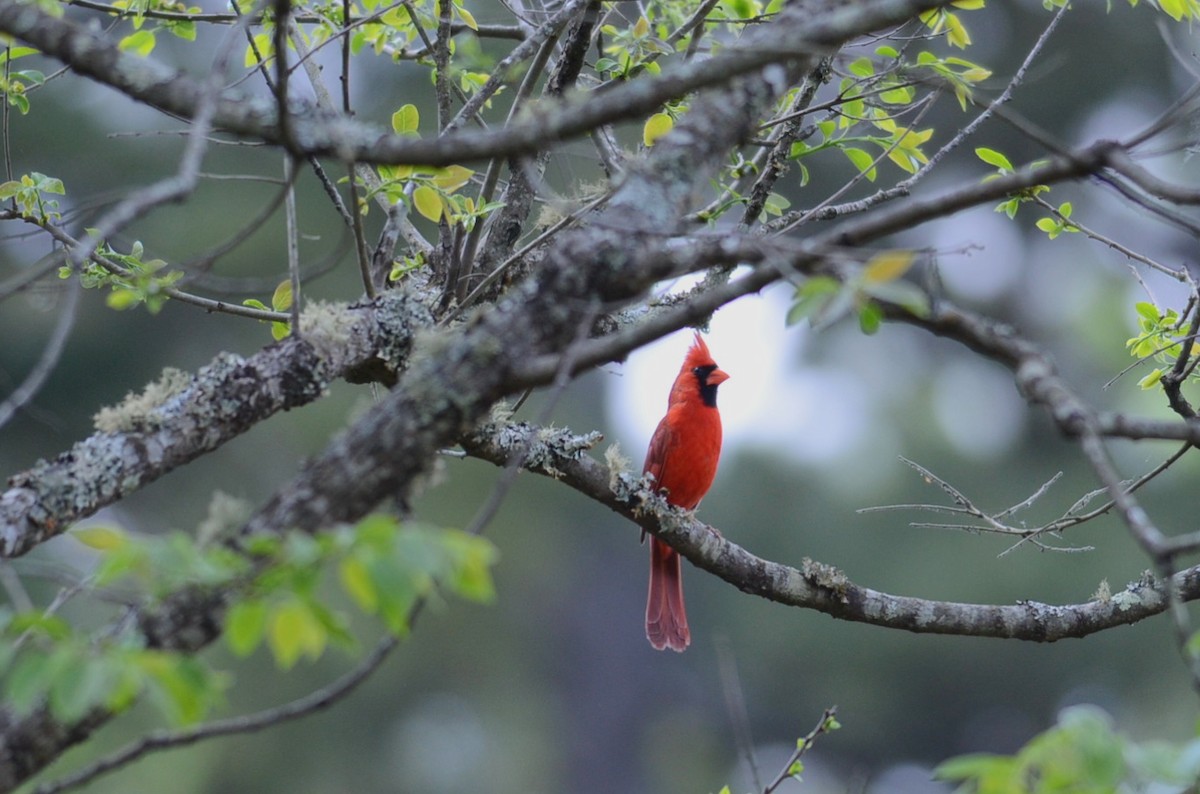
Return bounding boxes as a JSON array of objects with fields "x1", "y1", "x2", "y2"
[{"x1": 642, "y1": 332, "x2": 729, "y2": 652}]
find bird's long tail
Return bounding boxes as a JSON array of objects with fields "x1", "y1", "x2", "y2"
[{"x1": 646, "y1": 538, "x2": 690, "y2": 652}]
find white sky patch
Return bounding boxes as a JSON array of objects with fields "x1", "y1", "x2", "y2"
[
  {"x1": 930, "y1": 205, "x2": 1026, "y2": 303},
  {"x1": 605, "y1": 284, "x2": 872, "y2": 466},
  {"x1": 931, "y1": 358, "x2": 1026, "y2": 460}
]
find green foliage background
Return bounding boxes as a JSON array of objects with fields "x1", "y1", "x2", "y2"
[{"x1": 3, "y1": 1, "x2": 1200, "y2": 792}]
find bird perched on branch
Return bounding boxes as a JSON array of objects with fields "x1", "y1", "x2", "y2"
[{"x1": 642, "y1": 332, "x2": 729, "y2": 652}]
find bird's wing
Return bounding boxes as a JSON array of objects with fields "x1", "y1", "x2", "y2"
[{"x1": 642, "y1": 415, "x2": 676, "y2": 487}]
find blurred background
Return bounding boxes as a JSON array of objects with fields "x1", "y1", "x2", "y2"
[{"x1": 3, "y1": 0, "x2": 1200, "y2": 791}]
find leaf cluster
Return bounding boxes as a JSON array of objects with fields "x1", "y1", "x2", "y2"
[
  {"x1": 58, "y1": 238, "x2": 183, "y2": 314},
  {"x1": 787, "y1": 250, "x2": 928, "y2": 334},
  {"x1": 936, "y1": 705, "x2": 1200, "y2": 793},
  {"x1": 1125, "y1": 302, "x2": 1194, "y2": 390}
]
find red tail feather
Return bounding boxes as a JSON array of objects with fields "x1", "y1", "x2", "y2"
[{"x1": 646, "y1": 538, "x2": 690, "y2": 652}]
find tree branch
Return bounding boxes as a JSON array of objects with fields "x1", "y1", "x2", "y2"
[{"x1": 461, "y1": 420, "x2": 1194, "y2": 642}]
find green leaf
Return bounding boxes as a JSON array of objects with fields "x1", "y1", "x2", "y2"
[
  {"x1": 862, "y1": 279, "x2": 931, "y2": 318},
  {"x1": 934, "y1": 752, "x2": 1015, "y2": 783},
  {"x1": 430, "y1": 164, "x2": 474, "y2": 192},
  {"x1": 442, "y1": 531, "x2": 498, "y2": 603},
  {"x1": 339, "y1": 555, "x2": 379, "y2": 613},
  {"x1": 975, "y1": 146, "x2": 1013, "y2": 171},
  {"x1": 226, "y1": 599, "x2": 268, "y2": 657},
  {"x1": 35, "y1": 175, "x2": 64, "y2": 194},
  {"x1": 106, "y1": 289, "x2": 141, "y2": 310},
  {"x1": 49, "y1": 655, "x2": 108, "y2": 723},
  {"x1": 244, "y1": 33, "x2": 273, "y2": 67},
  {"x1": 391, "y1": 103, "x2": 420, "y2": 136},
  {"x1": 268, "y1": 599, "x2": 325, "y2": 670},
  {"x1": 859, "y1": 301, "x2": 883, "y2": 334},
  {"x1": 5, "y1": 650, "x2": 54, "y2": 716},
  {"x1": 1138, "y1": 368, "x2": 1164, "y2": 390},
  {"x1": 848, "y1": 57, "x2": 874, "y2": 77},
  {"x1": 786, "y1": 276, "x2": 840, "y2": 326},
  {"x1": 72, "y1": 525, "x2": 128, "y2": 551},
  {"x1": 842, "y1": 147, "x2": 877, "y2": 181},
  {"x1": 118, "y1": 29, "x2": 156, "y2": 56},
  {"x1": 643, "y1": 112, "x2": 674, "y2": 147},
  {"x1": 413, "y1": 185, "x2": 445, "y2": 222},
  {"x1": 944, "y1": 11, "x2": 971, "y2": 47},
  {"x1": 1159, "y1": 0, "x2": 1187, "y2": 20},
  {"x1": 168, "y1": 19, "x2": 196, "y2": 41},
  {"x1": 455, "y1": 5, "x2": 478, "y2": 30},
  {"x1": 1036, "y1": 217, "x2": 1059, "y2": 234},
  {"x1": 271, "y1": 279, "x2": 293, "y2": 312},
  {"x1": 1135, "y1": 302, "x2": 1160, "y2": 322},
  {"x1": 879, "y1": 84, "x2": 914, "y2": 104},
  {"x1": 9, "y1": 612, "x2": 71, "y2": 641},
  {"x1": 139, "y1": 653, "x2": 224, "y2": 726}
]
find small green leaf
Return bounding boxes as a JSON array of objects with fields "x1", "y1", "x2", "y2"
[
  {"x1": 1138, "y1": 368, "x2": 1164, "y2": 390},
  {"x1": 226, "y1": 599, "x2": 268, "y2": 657},
  {"x1": 268, "y1": 600, "x2": 323, "y2": 670},
  {"x1": 975, "y1": 147, "x2": 1013, "y2": 171},
  {"x1": 339, "y1": 556, "x2": 379, "y2": 613},
  {"x1": 430, "y1": 165, "x2": 474, "y2": 192},
  {"x1": 455, "y1": 5, "x2": 478, "y2": 30},
  {"x1": 72, "y1": 525, "x2": 128, "y2": 551},
  {"x1": 413, "y1": 185, "x2": 445, "y2": 222},
  {"x1": 49, "y1": 656, "x2": 109, "y2": 723},
  {"x1": 786, "y1": 276, "x2": 840, "y2": 326},
  {"x1": 842, "y1": 147, "x2": 877, "y2": 181},
  {"x1": 244, "y1": 33, "x2": 273, "y2": 67},
  {"x1": 106, "y1": 289, "x2": 141, "y2": 311},
  {"x1": 271, "y1": 280, "x2": 293, "y2": 312},
  {"x1": 859, "y1": 301, "x2": 883, "y2": 334},
  {"x1": 5, "y1": 650, "x2": 54, "y2": 716},
  {"x1": 391, "y1": 103, "x2": 420, "y2": 136},
  {"x1": 934, "y1": 753, "x2": 1014, "y2": 783},
  {"x1": 118, "y1": 29, "x2": 156, "y2": 56},
  {"x1": 848, "y1": 57, "x2": 874, "y2": 77},
  {"x1": 643, "y1": 112, "x2": 674, "y2": 147},
  {"x1": 1135, "y1": 302, "x2": 1160, "y2": 322}
]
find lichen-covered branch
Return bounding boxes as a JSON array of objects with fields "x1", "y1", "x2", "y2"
[
  {"x1": 462, "y1": 420, "x2": 1195, "y2": 642},
  {"x1": 0, "y1": 0, "x2": 953, "y2": 167},
  {"x1": 1, "y1": 292, "x2": 432, "y2": 559}
]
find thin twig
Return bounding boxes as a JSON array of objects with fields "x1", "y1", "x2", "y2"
[
  {"x1": 762, "y1": 706, "x2": 839, "y2": 794},
  {"x1": 0, "y1": 278, "x2": 80, "y2": 430}
]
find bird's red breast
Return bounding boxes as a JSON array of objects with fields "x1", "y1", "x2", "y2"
[{"x1": 642, "y1": 332, "x2": 728, "y2": 508}]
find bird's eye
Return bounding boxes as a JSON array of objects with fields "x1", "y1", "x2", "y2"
[{"x1": 692, "y1": 367, "x2": 703, "y2": 377}]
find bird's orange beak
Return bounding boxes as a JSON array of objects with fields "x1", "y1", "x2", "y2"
[{"x1": 708, "y1": 368, "x2": 730, "y2": 386}]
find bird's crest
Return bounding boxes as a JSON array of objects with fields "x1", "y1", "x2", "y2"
[{"x1": 682, "y1": 331, "x2": 717, "y2": 370}]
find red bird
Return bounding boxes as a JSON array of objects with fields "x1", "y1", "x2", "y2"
[{"x1": 642, "y1": 332, "x2": 729, "y2": 652}]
